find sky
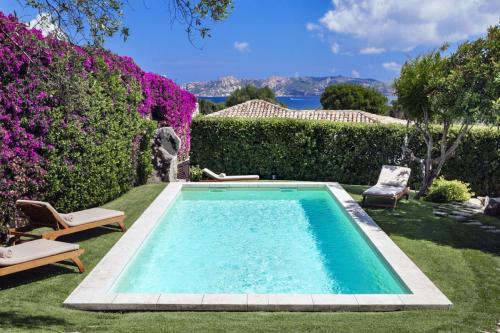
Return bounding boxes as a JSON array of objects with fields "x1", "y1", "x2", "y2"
[{"x1": 1, "y1": 0, "x2": 499, "y2": 84}]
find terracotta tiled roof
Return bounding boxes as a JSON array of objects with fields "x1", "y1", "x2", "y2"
[{"x1": 206, "y1": 99, "x2": 406, "y2": 125}]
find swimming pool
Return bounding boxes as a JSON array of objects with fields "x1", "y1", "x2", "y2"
[
  {"x1": 113, "y1": 187, "x2": 408, "y2": 294},
  {"x1": 65, "y1": 182, "x2": 452, "y2": 311}
]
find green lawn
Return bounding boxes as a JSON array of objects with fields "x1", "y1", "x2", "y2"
[{"x1": 1, "y1": 183, "x2": 499, "y2": 333}]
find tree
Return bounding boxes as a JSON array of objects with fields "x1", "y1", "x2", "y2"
[
  {"x1": 16, "y1": 0, "x2": 233, "y2": 46},
  {"x1": 198, "y1": 98, "x2": 225, "y2": 115},
  {"x1": 395, "y1": 24, "x2": 499, "y2": 199},
  {"x1": 320, "y1": 83, "x2": 388, "y2": 114},
  {"x1": 225, "y1": 85, "x2": 285, "y2": 107}
]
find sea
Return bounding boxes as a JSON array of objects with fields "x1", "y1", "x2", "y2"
[{"x1": 199, "y1": 96, "x2": 321, "y2": 110}]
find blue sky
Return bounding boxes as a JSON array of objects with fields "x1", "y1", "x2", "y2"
[{"x1": 2, "y1": 0, "x2": 499, "y2": 84}]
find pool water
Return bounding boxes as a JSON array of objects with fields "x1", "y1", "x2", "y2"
[{"x1": 113, "y1": 188, "x2": 410, "y2": 294}]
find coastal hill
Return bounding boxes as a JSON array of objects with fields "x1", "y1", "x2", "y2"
[{"x1": 182, "y1": 75, "x2": 394, "y2": 98}]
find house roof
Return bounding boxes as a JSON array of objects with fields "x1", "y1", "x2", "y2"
[{"x1": 206, "y1": 99, "x2": 406, "y2": 125}]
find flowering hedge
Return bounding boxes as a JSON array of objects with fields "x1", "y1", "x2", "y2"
[{"x1": 0, "y1": 12, "x2": 195, "y2": 224}]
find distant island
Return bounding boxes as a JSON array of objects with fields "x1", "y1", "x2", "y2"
[{"x1": 182, "y1": 75, "x2": 395, "y2": 99}]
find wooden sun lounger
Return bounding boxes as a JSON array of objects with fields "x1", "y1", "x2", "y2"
[
  {"x1": 12, "y1": 200, "x2": 126, "y2": 241},
  {"x1": 202, "y1": 168, "x2": 260, "y2": 181},
  {"x1": 362, "y1": 165, "x2": 412, "y2": 209},
  {"x1": 0, "y1": 239, "x2": 84, "y2": 277}
]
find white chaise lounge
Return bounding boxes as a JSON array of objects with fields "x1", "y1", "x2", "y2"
[
  {"x1": 0, "y1": 239, "x2": 84, "y2": 277},
  {"x1": 362, "y1": 165, "x2": 411, "y2": 208},
  {"x1": 202, "y1": 168, "x2": 260, "y2": 181}
]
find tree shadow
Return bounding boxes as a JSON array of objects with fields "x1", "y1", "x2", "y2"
[
  {"x1": 0, "y1": 311, "x2": 70, "y2": 330},
  {"x1": 342, "y1": 185, "x2": 500, "y2": 256}
]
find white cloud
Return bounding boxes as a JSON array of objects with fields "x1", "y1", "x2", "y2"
[
  {"x1": 360, "y1": 46, "x2": 385, "y2": 54},
  {"x1": 306, "y1": 22, "x2": 321, "y2": 31},
  {"x1": 234, "y1": 41, "x2": 250, "y2": 52},
  {"x1": 383, "y1": 62, "x2": 402, "y2": 72},
  {"x1": 351, "y1": 70, "x2": 360, "y2": 78},
  {"x1": 27, "y1": 13, "x2": 64, "y2": 38},
  {"x1": 318, "y1": 0, "x2": 500, "y2": 50},
  {"x1": 330, "y1": 42, "x2": 340, "y2": 54}
]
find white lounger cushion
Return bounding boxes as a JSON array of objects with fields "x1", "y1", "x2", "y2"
[
  {"x1": 202, "y1": 168, "x2": 259, "y2": 180},
  {"x1": 377, "y1": 165, "x2": 411, "y2": 187},
  {"x1": 60, "y1": 208, "x2": 124, "y2": 227},
  {"x1": 363, "y1": 184, "x2": 407, "y2": 198},
  {"x1": 0, "y1": 239, "x2": 79, "y2": 266}
]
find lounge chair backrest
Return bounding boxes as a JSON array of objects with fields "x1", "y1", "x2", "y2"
[
  {"x1": 16, "y1": 200, "x2": 66, "y2": 229},
  {"x1": 377, "y1": 165, "x2": 411, "y2": 187},
  {"x1": 203, "y1": 168, "x2": 222, "y2": 179}
]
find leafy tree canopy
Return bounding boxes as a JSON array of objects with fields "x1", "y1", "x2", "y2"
[
  {"x1": 19, "y1": 0, "x2": 233, "y2": 46},
  {"x1": 225, "y1": 85, "x2": 285, "y2": 107},
  {"x1": 198, "y1": 98, "x2": 225, "y2": 115},
  {"x1": 320, "y1": 83, "x2": 388, "y2": 115},
  {"x1": 394, "y1": 23, "x2": 499, "y2": 199}
]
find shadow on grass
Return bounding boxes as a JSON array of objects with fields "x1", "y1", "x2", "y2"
[
  {"x1": 343, "y1": 184, "x2": 500, "y2": 256},
  {"x1": 0, "y1": 311, "x2": 70, "y2": 330},
  {"x1": 0, "y1": 263, "x2": 79, "y2": 290},
  {"x1": 58, "y1": 224, "x2": 124, "y2": 244}
]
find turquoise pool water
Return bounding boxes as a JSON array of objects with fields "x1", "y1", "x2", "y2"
[{"x1": 113, "y1": 188, "x2": 410, "y2": 294}]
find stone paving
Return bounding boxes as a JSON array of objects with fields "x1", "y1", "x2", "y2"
[{"x1": 433, "y1": 199, "x2": 500, "y2": 234}]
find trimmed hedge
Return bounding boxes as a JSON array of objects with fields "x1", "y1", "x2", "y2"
[{"x1": 191, "y1": 117, "x2": 500, "y2": 195}]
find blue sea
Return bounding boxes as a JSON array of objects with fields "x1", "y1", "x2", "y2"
[{"x1": 199, "y1": 96, "x2": 321, "y2": 110}]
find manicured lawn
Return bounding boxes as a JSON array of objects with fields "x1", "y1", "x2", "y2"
[{"x1": 1, "y1": 183, "x2": 499, "y2": 332}]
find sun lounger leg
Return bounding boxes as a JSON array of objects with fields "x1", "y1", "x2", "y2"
[
  {"x1": 71, "y1": 257, "x2": 85, "y2": 273},
  {"x1": 117, "y1": 219, "x2": 126, "y2": 232},
  {"x1": 362, "y1": 195, "x2": 366, "y2": 207}
]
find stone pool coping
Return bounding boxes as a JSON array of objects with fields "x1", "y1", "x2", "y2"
[{"x1": 64, "y1": 182, "x2": 452, "y2": 311}]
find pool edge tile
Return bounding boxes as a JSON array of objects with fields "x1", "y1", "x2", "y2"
[
  {"x1": 267, "y1": 294, "x2": 314, "y2": 312},
  {"x1": 311, "y1": 294, "x2": 359, "y2": 311},
  {"x1": 157, "y1": 294, "x2": 205, "y2": 311},
  {"x1": 201, "y1": 294, "x2": 248, "y2": 311}
]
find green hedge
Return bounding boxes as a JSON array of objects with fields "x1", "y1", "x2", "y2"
[
  {"x1": 191, "y1": 117, "x2": 500, "y2": 195},
  {"x1": 42, "y1": 56, "x2": 155, "y2": 213}
]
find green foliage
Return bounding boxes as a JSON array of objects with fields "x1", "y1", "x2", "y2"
[
  {"x1": 198, "y1": 98, "x2": 225, "y2": 115},
  {"x1": 189, "y1": 165, "x2": 204, "y2": 182},
  {"x1": 225, "y1": 85, "x2": 285, "y2": 107},
  {"x1": 393, "y1": 24, "x2": 499, "y2": 198},
  {"x1": 320, "y1": 83, "x2": 388, "y2": 115},
  {"x1": 191, "y1": 117, "x2": 500, "y2": 195},
  {"x1": 42, "y1": 55, "x2": 155, "y2": 213},
  {"x1": 23, "y1": 0, "x2": 233, "y2": 45},
  {"x1": 425, "y1": 177, "x2": 473, "y2": 203}
]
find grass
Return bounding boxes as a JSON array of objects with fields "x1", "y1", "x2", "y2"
[{"x1": 1, "y1": 183, "x2": 499, "y2": 333}]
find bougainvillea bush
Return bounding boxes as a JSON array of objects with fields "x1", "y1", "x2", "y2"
[{"x1": 0, "y1": 12, "x2": 195, "y2": 225}]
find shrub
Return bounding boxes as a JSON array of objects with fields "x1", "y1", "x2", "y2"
[
  {"x1": 198, "y1": 99, "x2": 225, "y2": 115},
  {"x1": 189, "y1": 165, "x2": 204, "y2": 182},
  {"x1": 320, "y1": 83, "x2": 388, "y2": 115},
  {"x1": 190, "y1": 117, "x2": 500, "y2": 196},
  {"x1": 425, "y1": 177, "x2": 473, "y2": 203},
  {"x1": 226, "y1": 85, "x2": 285, "y2": 107}
]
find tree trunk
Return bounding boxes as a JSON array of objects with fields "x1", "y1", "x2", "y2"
[{"x1": 415, "y1": 169, "x2": 436, "y2": 200}]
